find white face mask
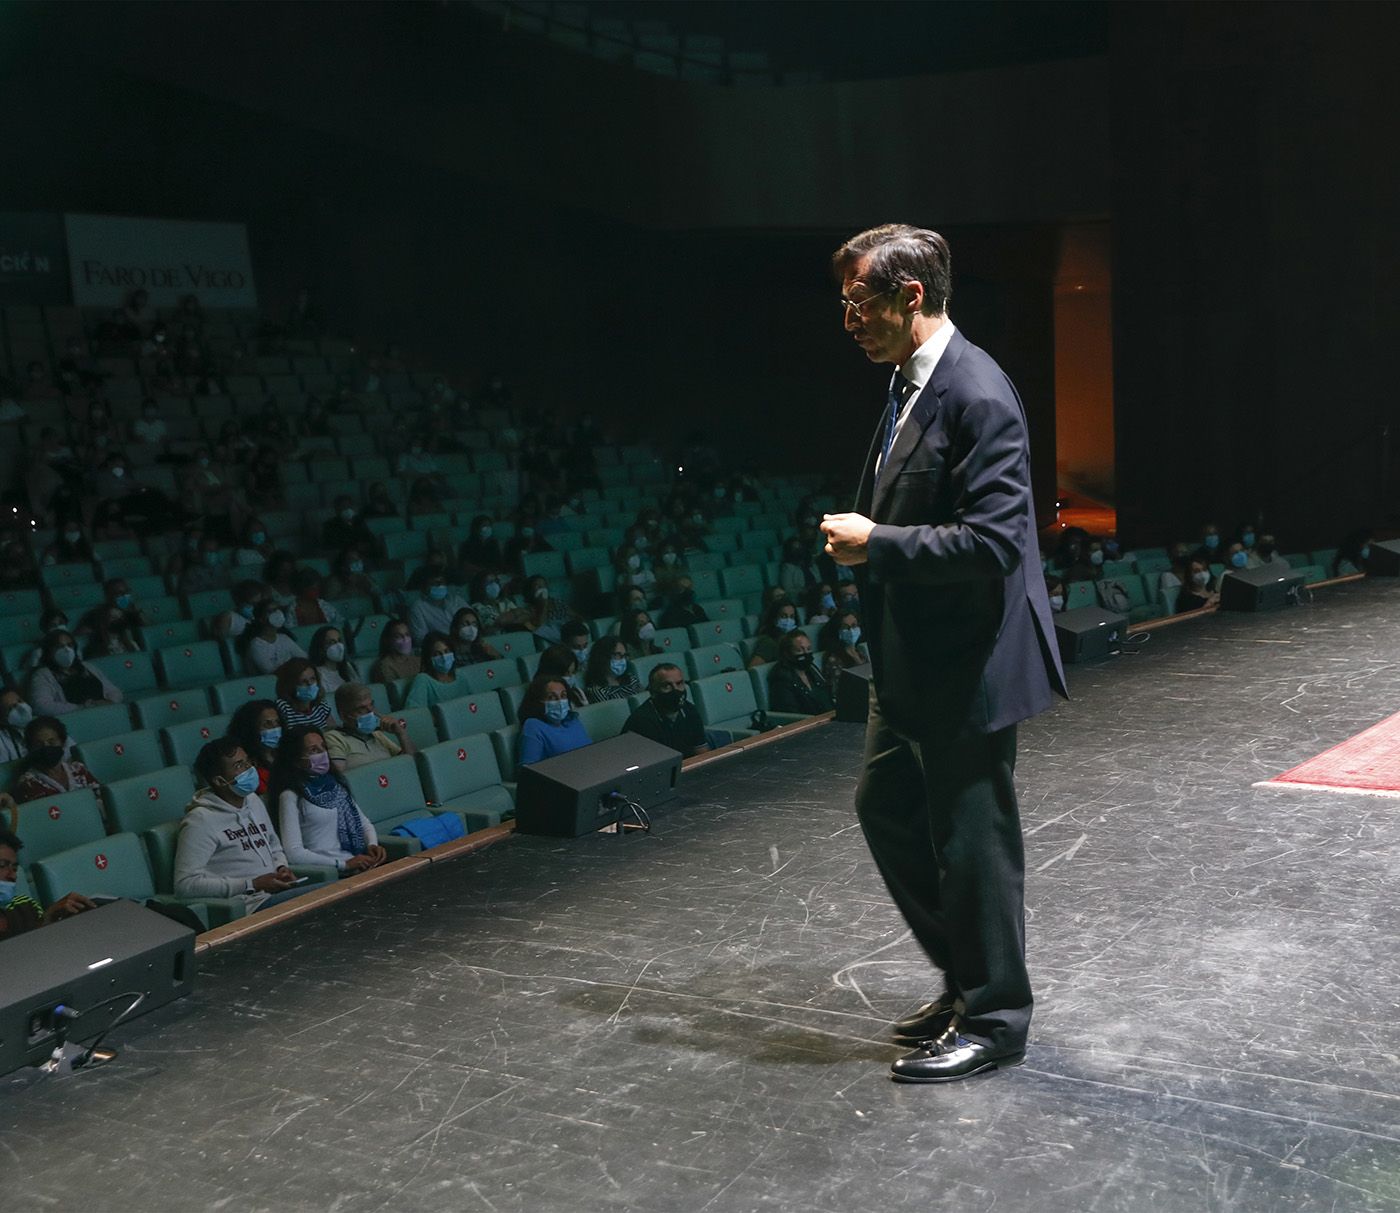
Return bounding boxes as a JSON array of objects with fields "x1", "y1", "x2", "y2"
[
  {"x1": 266, "y1": 609, "x2": 286, "y2": 629},
  {"x1": 458, "y1": 624, "x2": 479, "y2": 643},
  {"x1": 637, "y1": 622, "x2": 656, "y2": 640},
  {"x1": 325, "y1": 642, "x2": 346, "y2": 663}
]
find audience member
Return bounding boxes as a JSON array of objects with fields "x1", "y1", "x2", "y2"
[
  {"x1": 274, "y1": 727, "x2": 386, "y2": 873},
  {"x1": 27, "y1": 630, "x2": 122, "y2": 715},
  {"x1": 1045, "y1": 576, "x2": 1066, "y2": 613},
  {"x1": 326, "y1": 683, "x2": 415, "y2": 771},
  {"x1": 82, "y1": 602, "x2": 140, "y2": 658},
  {"x1": 0, "y1": 813, "x2": 95, "y2": 940},
  {"x1": 241, "y1": 599, "x2": 307, "y2": 675},
  {"x1": 622, "y1": 664, "x2": 711, "y2": 759},
  {"x1": 747, "y1": 598, "x2": 800, "y2": 668},
  {"x1": 469, "y1": 570, "x2": 525, "y2": 633},
  {"x1": 618, "y1": 609, "x2": 661, "y2": 659},
  {"x1": 12, "y1": 716, "x2": 102, "y2": 802},
  {"x1": 369, "y1": 619, "x2": 420, "y2": 685},
  {"x1": 803, "y1": 582, "x2": 837, "y2": 627},
  {"x1": 226, "y1": 699, "x2": 283, "y2": 796},
  {"x1": 402, "y1": 632, "x2": 464, "y2": 707},
  {"x1": 324, "y1": 547, "x2": 377, "y2": 602},
  {"x1": 517, "y1": 675, "x2": 590, "y2": 766},
  {"x1": 584, "y1": 636, "x2": 642, "y2": 703},
  {"x1": 778, "y1": 537, "x2": 821, "y2": 597},
  {"x1": 308, "y1": 625, "x2": 360, "y2": 696},
  {"x1": 559, "y1": 619, "x2": 593, "y2": 671},
  {"x1": 459, "y1": 515, "x2": 505, "y2": 577},
  {"x1": 0, "y1": 686, "x2": 32, "y2": 761},
  {"x1": 1334, "y1": 530, "x2": 1372, "y2": 577},
  {"x1": 361, "y1": 481, "x2": 399, "y2": 520},
  {"x1": 1194, "y1": 522, "x2": 1222, "y2": 563},
  {"x1": 1177, "y1": 559, "x2": 1219, "y2": 613},
  {"x1": 818, "y1": 611, "x2": 865, "y2": 674},
  {"x1": 518, "y1": 574, "x2": 576, "y2": 642},
  {"x1": 449, "y1": 607, "x2": 500, "y2": 665},
  {"x1": 408, "y1": 570, "x2": 469, "y2": 645},
  {"x1": 176, "y1": 739, "x2": 301, "y2": 912},
  {"x1": 537, "y1": 644, "x2": 587, "y2": 709},
  {"x1": 322, "y1": 495, "x2": 376, "y2": 551},
  {"x1": 768, "y1": 631, "x2": 834, "y2": 715},
  {"x1": 657, "y1": 577, "x2": 709, "y2": 630},
  {"x1": 292, "y1": 569, "x2": 338, "y2": 627},
  {"x1": 275, "y1": 658, "x2": 334, "y2": 731}
]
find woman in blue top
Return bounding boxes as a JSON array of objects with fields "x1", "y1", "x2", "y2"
[{"x1": 517, "y1": 673, "x2": 591, "y2": 767}]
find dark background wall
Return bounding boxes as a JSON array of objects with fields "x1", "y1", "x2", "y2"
[{"x1": 3, "y1": 0, "x2": 1394, "y2": 544}]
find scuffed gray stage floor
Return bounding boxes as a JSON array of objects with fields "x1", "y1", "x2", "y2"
[{"x1": 6, "y1": 579, "x2": 1400, "y2": 1212}]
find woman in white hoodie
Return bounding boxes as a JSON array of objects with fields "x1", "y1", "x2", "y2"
[
  {"x1": 274, "y1": 727, "x2": 386, "y2": 875},
  {"x1": 175, "y1": 738, "x2": 301, "y2": 912}
]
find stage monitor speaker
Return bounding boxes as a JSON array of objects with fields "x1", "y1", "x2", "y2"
[
  {"x1": 1, "y1": 898, "x2": 196, "y2": 1077},
  {"x1": 1218, "y1": 566, "x2": 1306, "y2": 611},
  {"x1": 1365, "y1": 539, "x2": 1400, "y2": 576},
  {"x1": 1054, "y1": 606, "x2": 1127, "y2": 664},
  {"x1": 515, "y1": 733, "x2": 683, "y2": 838},
  {"x1": 835, "y1": 662, "x2": 873, "y2": 723}
]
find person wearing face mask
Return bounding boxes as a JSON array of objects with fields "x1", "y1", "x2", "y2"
[
  {"x1": 274, "y1": 728, "x2": 387, "y2": 874},
  {"x1": 322, "y1": 495, "x2": 376, "y2": 551},
  {"x1": 83, "y1": 604, "x2": 141, "y2": 658},
  {"x1": 619, "y1": 610, "x2": 662, "y2": 659},
  {"x1": 652, "y1": 541, "x2": 689, "y2": 593},
  {"x1": 370, "y1": 619, "x2": 420, "y2": 685},
  {"x1": 803, "y1": 582, "x2": 839, "y2": 628},
  {"x1": 469, "y1": 570, "x2": 525, "y2": 633},
  {"x1": 274, "y1": 658, "x2": 333, "y2": 732},
  {"x1": 233, "y1": 518, "x2": 276, "y2": 567},
  {"x1": 361, "y1": 481, "x2": 399, "y2": 520},
  {"x1": 583, "y1": 637, "x2": 642, "y2": 703},
  {"x1": 242, "y1": 599, "x2": 307, "y2": 676},
  {"x1": 1255, "y1": 533, "x2": 1290, "y2": 570},
  {"x1": 211, "y1": 579, "x2": 268, "y2": 642},
  {"x1": 408, "y1": 570, "x2": 469, "y2": 645},
  {"x1": 403, "y1": 633, "x2": 466, "y2": 708},
  {"x1": 517, "y1": 675, "x2": 592, "y2": 767},
  {"x1": 449, "y1": 607, "x2": 502, "y2": 665},
  {"x1": 309, "y1": 625, "x2": 360, "y2": 696},
  {"x1": 176, "y1": 738, "x2": 301, "y2": 912},
  {"x1": 1219, "y1": 542, "x2": 1251, "y2": 586},
  {"x1": 537, "y1": 644, "x2": 588, "y2": 709},
  {"x1": 324, "y1": 547, "x2": 377, "y2": 602},
  {"x1": 13, "y1": 715, "x2": 102, "y2": 803},
  {"x1": 326, "y1": 683, "x2": 416, "y2": 771},
  {"x1": 658, "y1": 577, "x2": 710, "y2": 630},
  {"x1": 131, "y1": 398, "x2": 168, "y2": 449},
  {"x1": 520, "y1": 575, "x2": 578, "y2": 643},
  {"x1": 768, "y1": 632, "x2": 835, "y2": 716},
  {"x1": 291, "y1": 569, "x2": 339, "y2": 628},
  {"x1": 0, "y1": 686, "x2": 33, "y2": 761},
  {"x1": 1333, "y1": 530, "x2": 1373, "y2": 578},
  {"x1": 458, "y1": 514, "x2": 505, "y2": 578},
  {"x1": 748, "y1": 598, "x2": 801, "y2": 669},
  {"x1": 0, "y1": 812, "x2": 95, "y2": 940},
  {"x1": 1194, "y1": 522, "x2": 1223, "y2": 564},
  {"x1": 227, "y1": 699, "x2": 284, "y2": 796},
  {"x1": 27, "y1": 629, "x2": 122, "y2": 716},
  {"x1": 623, "y1": 664, "x2": 712, "y2": 759},
  {"x1": 613, "y1": 544, "x2": 657, "y2": 599},
  {"x1": 43, "y1": 520, "x2": 94, "y2": 567},
  {"x1": 818, "y1": 611, "x2": 867, "y2": 675},
  {"x1": 559, "y1": 619, "x2": 593, "y2": 672},
  {"x1": 1044, "y1": 575, "x2": 1066, "y2": 614},
  {"x1": 1176, "y1": 560, "x2": 1219, "y2": 613},
  {"x1": 178, "y1": 536, "x2": 234, "y2": 595},
  {"x1": 505, "y1": 512, "x2": 553, "y2": 573}
]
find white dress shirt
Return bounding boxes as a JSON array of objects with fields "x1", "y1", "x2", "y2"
[{"x1": 876, "y1": 320, "x2": 957, "y2": 477}]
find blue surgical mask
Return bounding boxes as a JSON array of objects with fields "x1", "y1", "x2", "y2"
[
  {"x1": 775, "y1": 617, "x2": 797, "y2": 633},
  {"x1": 7, "y1": 702, "x2": 33, "y2": 730},
  {"x1": 250, "y1": 530, "x2": 267, "y2": 546},
  {"x1": 484, "y1": 581, "x2": 501, "y2": 600},
  {"x1": 53, "y1": 645, "x2": 76, "y2": 669},
  {"x1": 115, "y1": 593, "x2": 133, "y2": 610},
  {"x1": 349, "y1": 560, "x2": 365, "y2": 574},
  {"x1": 820, "y1": 593, "x2": 835, "y2": 611},
  {"x1": 356, "y1": 712, "x2": 380, "y2": 733},
  {"x1": 1089, "y1": 551, "x2": 1104, "y2": 566},
  {"x1": 294, "y1": 682, "x2": 319, "y2": 702},
  {"x1": 431, "y1": 652, "x2": 455, "y2": 673},
  {"x1": 258, "y1": 727, "x2": 283, "y2": 748},
  {"x1": 1361, "y1": 544, "x2": 1372, "y2": 561},
  {"x1": 0, "y1": 879, "x2": 15, "y2": 904},
  {"x1": 544, "y1": 698, "x2": 570, "y2": 723},
  {"x1": 1230, "y1": 551, "x2": 1248, "y2": 569},
  {"x1": 609, "y1": 656, "x2": 629, "y2": 677},
  {"x1": 838, "y1": 626, "x2": 861, "y2": 646},
  {"x1": 1049, "y1": 595, "x2": 1064, "y2": 611},
  {"x1": 239, "y1": 603, "x2": 256, "y2": 620},
  {"x1": 428, "y1": 584, "x2": 449, "y2": 601},
  {"x1": 1241, "y1": 532, "x2": 1255, "y2": 547},
  {"x1": 231, "y1": 767, "x2": 259, "y2": 796},
  {"x1": 1204, "y1": 534, "x2": 1220, "y2": 551}
]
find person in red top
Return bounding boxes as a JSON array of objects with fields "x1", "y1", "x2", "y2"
[{"x1": 12, "y1": 716, "x2": 102, "y2": 803}]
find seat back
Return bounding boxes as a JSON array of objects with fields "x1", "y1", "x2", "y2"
[
  {"x1": 489, "y1": 630, "x2": 539, "y2": 660},
  {"x1": 691, "y1": 672, "x2": 759, "y2": 725},
  {"x1": 719, "y1": 565, "x2": 763, "y2": 598},
  {"x1": 88, "y1": 651, "x2": 160, "y2": 696},
  {"x1": 342, "y1": 754, "x2": 429, "y2": 827},
  {"x1": 489, "y1": 724, "x2": 521, "y2": 781},
  {"x1": 133, "y1": 688, "x2": 215, "y2": 729},
  {"x1": 212, "y1": 675, "x2": 278, "y2": 713},
  {"x1": 521, "y1": 550, "x2": 567, "y2": 580},
  {"x1": 61, "y1": 702, "x2": 134, "y2": 745},
  {"x1": 101, "y1": 765, "x2": 197, "y2": 834},
  {"x1": 576, "y1": 699, "x2": 632, "y2": 742},
  {"x1": 138, "y1": 619, "x2": 202, "y2": 650},
  {"x1": 157, "y1": 640, "x2": 227, "y2": 689},
  {"x1": 650, "y1": 627, "x2": 690, "y2": 655},
  {"x1": 390, "y1": 707, "x2": 439, "y2": 751},
  {"x1": 463, "y1": 658, "x2": 526, "y2": 694},
  {"x1": 74, "y1": 728, "x2": 168, "y2": 783},
  {"x1": 33, "y1": 831, "x2": 157, "y2": 906},
  {"x1": 140, "y1": 819, "x2": 183, "y2": 893},
  {"x1": 162, "y1": 714, "x2": 232, "y2": 768},
  {"x1": 431, "y1": 692, "x2": 508, "y2": 740},
  {"x1": 684, "y1": 642, "x2": 745, "y2": 680},
  {"x1": 415, "y1": 738, "x2": 504, "y2": 804},
  {"x1": 13, "y1": 789, "x2": 107, "y2": 866},
  {"x1": 689, "y1": 618, "x2": 745, "y2": 646}
]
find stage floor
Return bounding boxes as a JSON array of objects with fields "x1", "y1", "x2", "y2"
[{"x1": 6, "y1": 579, "x2": 1400, "y2": 1212}]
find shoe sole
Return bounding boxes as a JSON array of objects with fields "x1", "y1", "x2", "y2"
[{"x1": 889, "y1": 1052, "x2": 1026, "y2": 1083}]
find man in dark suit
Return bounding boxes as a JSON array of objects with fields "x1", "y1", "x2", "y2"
[{"x1": 821, "y1": 224, "x2": 1068, "y2": 1083}]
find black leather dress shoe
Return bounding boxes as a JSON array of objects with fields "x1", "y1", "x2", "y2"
[
  {"x1": 891, "y1": 996, "x2": 957, "y2": 1042},
  {"x1": 890, "y1": 1027, "x2": 1025, "y2": 1083}
]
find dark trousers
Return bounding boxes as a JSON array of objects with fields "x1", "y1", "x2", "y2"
[{"x1": 855, "y1": 688, "x2": 1032, "y2": 1051}]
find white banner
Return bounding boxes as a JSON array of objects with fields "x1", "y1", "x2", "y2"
[{"x1": 65, "y1": 213, "x2": 258, "y2": 309}]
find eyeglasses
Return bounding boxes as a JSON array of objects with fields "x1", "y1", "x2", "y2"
[{"x1": 839, "y1": 286, "x2": 897, "y2": 318}]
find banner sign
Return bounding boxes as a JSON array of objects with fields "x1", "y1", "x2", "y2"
[
  {"x1": 0, "y1": 212, "x2": 71, "y2": 304},
  {"x1": 65, "y1": 213, "x2": 258, "y2": 309}
]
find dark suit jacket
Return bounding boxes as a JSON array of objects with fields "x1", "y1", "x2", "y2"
[{"x1": 853, "y1": 328, "x2": 1068, "y2": 739}]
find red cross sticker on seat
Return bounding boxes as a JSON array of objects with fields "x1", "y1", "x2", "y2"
[
  {"x1": 502, "y1": 642, "x2": 512, "y2": 653},
  {"x1": 183, "y1": 648, "x2": 193, "y2": 657},
  {"x1": 711, "y1": 654, "x2": 721, "y2": 664},
  {"x1": 486, "y1": 669, "x2": 496, "y2": 680},
  {"x1": 47, "y1": 804, "x2": 61, "y2": 820},
  {"x1": 94, "y1": 853, "x2": 108, "y2": 870},
  {"x1": 724, "y1": 681, "x2": 734, "y2": 692},
  {"x1": 663, "y1": 637, "x2": 672, "y2": 647},
  {"x1": 468, "y1": 703, "x2": 478, "y2": 713},
  {"x1": 245, "y1": 685, "x2": 256, "y2": 695},
  {"x1": 169, "y1": 700, "x2": 180, "y2": 711},
  {"x1": 146, "y1": 786, "x2": 160, "y2": 800},
  {"x1": 378, "y1": 774, "x2": 389, "y2": 788},
  {"x1": 113, "y1": 742, "x2": 125, "y2": 755},
  {"x1": 123, "y1": 658, "x2": 134, "y2": 669},
  {"x1": 199, "y1": 727, "x2": 211, "y2": 738},
  {"x1": 456, "y1": 747, "x2": 467, "y2": 761},
  {"x1": 713, "y1": 625, "x2": 723, "y2": 634}
]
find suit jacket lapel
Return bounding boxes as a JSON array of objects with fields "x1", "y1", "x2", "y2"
[
  {"x1": 870, "y1": 329, "x2": 967, "y2": 519},
  {"x1": 854, "y1": 416, "x2": 883, "y2": 514}
]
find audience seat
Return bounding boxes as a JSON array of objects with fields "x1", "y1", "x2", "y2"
[
  {"x1": 132, "y1": 689, "x2": 215, "y2": 730},
  {"x1": 1065, "y1": 582, "x2": 1097, "y2": 610},
  {"x1": 691, "y1": 672, "x2": 805, "y2": 733},
  {"x1": 431, "y1": 691, "x2": 508, "y2": 740},
  {"x1": 689, "y1": 619, "x2": 745, "y2": 646},
  {"x1": 61, "y1": 702, "x2": 135, "y2": 745},
  {"x1": 157, "y1": 640, "x2": 227, "y2": 689},
  {"x1": 138, "y1": 822, "x2": 239, "y2": 927},
  {"x1": 74, "y1": 729, "x2": 167, "y2": 783},
  {"x1": 49, "y1": 583, "x2": 106, "y2": 613},
  {"x1": 720, "y1": 566, "x2": 763, "y2": 598},
  {"x1": 463, "y1": 658, "x2": 525, "y2": 694},
  {"x1": 88, "y1": 651, "x2": 160, "y2": 697},
  {"x1": 414, "y1": 739, "x2": 514, "y2": 832},
  {"x1": 139, "y1": 620, "x2": 202, "y2": 650},
  {"x1": 649, "y1": 626, "x2": 691, "y2": 655},
  {"x1": 102, "y1": 765, "x2": 196, "y2": 834},
  {"x1": 161, "y1": 715, "x2": 232, "y2": 768},
  {"x1": 390, "y1": 707, "x2": 439, "y2": 751},
  {"x1": 342, "y1": 754, "x2": 444, "y2": 856},
  {"x1": 576, "y1": 699, "x2": 631, "y2": 742},
  {"x1": 684, "y1": 642, "x2": 745, "y2": 680},
  {"x1": 212, "y1": 675, "x2": 278, "y2": 713},
  {"x1": 13, "y1": 788, "x2": 107, "y2": 869},
  {"x1": 489, "y1": 724, "x2": 521, "y2": 781},
  {"x1": 489, "y1": 631, "x2": 540, "y2": 660},
  {"x1": 33, "y1": 831, "x2": 217, "y2": 929}
]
